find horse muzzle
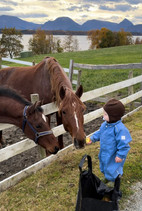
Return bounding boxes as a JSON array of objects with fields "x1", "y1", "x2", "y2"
[
  {"x1": 46, "y1": 146, "x2": 59, "y2": 156},
  {"x1": 74, "y1": 138, "x2": 85, "y2": 149}
]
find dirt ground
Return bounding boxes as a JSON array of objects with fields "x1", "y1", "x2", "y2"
[{"x1": 0, "y1": 102, "x2": 102, "y2": 181}]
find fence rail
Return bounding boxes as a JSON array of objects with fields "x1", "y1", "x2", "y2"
[
  {"x1": 0, "y1": 60, "x2": 142, "y2": 192},
  {"x1": 73, "y1": 62, "x2": 142, "y2": 70}
]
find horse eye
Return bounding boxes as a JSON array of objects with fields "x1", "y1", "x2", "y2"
[
  {"x1": 62, "y1": 110, "x2": 66, "y2": 115},
  {"x1": 36, "y1": 124, "x2": 42, "y2": 129},
  {"x1": 82, "y1": 108, "x2": 85, "y2": 113}
]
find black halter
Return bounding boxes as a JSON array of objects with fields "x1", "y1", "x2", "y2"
[{"x1": 22, "y1": 106, "x2": 53, "y2": 144}]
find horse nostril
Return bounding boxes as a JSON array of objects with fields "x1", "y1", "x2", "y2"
[{"x1": 54, "y1": 146, "x2": 59, "y2": 154}]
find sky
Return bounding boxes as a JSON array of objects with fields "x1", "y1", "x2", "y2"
[{"x1": 0, "y1": 0, "x2": 142, "y2": 25}]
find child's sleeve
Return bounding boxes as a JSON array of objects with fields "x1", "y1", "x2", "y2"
[
  {"x1": 115, "y1": 126, "x2": 132, "y2": 159},
  {"x1": 90, "y1": 129, "x2": 101, "y2": 143}
]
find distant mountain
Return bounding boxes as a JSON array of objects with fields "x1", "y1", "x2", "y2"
[
  {"x1": 0, "y1": 15, "x2": 142, "y2": 33},
  {"x1": 0, "y1": 15, "x2": 41, "y2": 30},
  {"x1": 41, "y1": 17, "x2": 81, "y2": 31},
  {"x1": 117, "y1": 18, "x2": 133, "y2": 31},
  {"x1": 81, "y1": 19, "x2": 118, "y2": 31}
]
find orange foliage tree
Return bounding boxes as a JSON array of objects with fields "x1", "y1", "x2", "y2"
[{"x1": 87, "y1": 28, "x2": 132, "y2": 49}]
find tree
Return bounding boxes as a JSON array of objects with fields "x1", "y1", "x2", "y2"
[
  {"x1": 29, "y1": 29, "x2": 59, "y2": 54},
  {"x1": 99, "y1": 30, "x2": 114, "y2": 48},
  {"x1": 88, "y1": 28, "x2": 133, "y2": 49},
  {"x1": 88, "y1": 28, "x2": 110, "y2": 49},
  {"x1": 72, "y1": 38, "x2": 79, "y2": 51},
  {"x1": 56, "y1": 39, "x2": 63, "y2": 53},
  {"x1": 63, "y1": 35, "x2": 79, "y2": 52},
  {"x1": 0, "y1": 27, "x2": 23, "y2": 58},
  {"x1": 117, "y1": 29, "x2": 132, "y2": 46},
  {"x1": 88, "y1": 29, "x2": 100, "y2": 49},
  {"x1": 29, "y1": 29, "x2": 50, "y2": 54},
  {"x1": 135, "y1": 37, "x2": 142, "y2": 44}
]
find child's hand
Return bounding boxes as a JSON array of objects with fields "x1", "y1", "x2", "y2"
[
  {"x1": 115, "y1": 156, "x2": 123, "y2": 163},
  {"x1": 86, "y1": 137, "x2": 92, "y2": 145}
]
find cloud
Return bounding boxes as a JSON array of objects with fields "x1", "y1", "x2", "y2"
[
  {"x1": 67, "y1": 5, "x2": 81, "y2": 11},
  {"x1": 125, "y1": 0, "x2": 142, "y2": 4},
  {"x1": 82, "y1": 0, "x2": 141, "y2": 4},
  {"x1": 99, "y1": 4, "x2": 137, "y2": 12},
  {"x1": 0, "y1": 6, "x2": 13, "y2": 11},
  {"x1": 0, "y1": 0, "x2": 18, "y2": 6},
  {"x1": 66, "y1": 3, "x2": 92, "y2": 12},
  {"x1": 39, "y1": 0, "x2": 57, "y2": 1},
  {"x1": 19, "y1": 13, "x2": 48, "y2": 19}
]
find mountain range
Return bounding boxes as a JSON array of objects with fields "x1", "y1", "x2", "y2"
[{"x1": 0, "y1": 15, "x2": 142, "y2": 33}]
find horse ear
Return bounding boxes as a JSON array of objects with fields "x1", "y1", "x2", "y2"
[
  {"x1": 75, "y1": 85, "x2": 83, "y2": 98},
  {"x1": 59, "y1": 86, "x2": 66, "y2": 100},
  {"x1": 35, "y1": 101, "x2": 42, "y2": 107},
  {"x1": 26, "y1": 103, "x2": 36, "y2": 116},
  {"x1": 26, "y1": 101, "x2": 41, "y2": 116}
]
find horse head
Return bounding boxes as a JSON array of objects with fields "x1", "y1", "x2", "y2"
[
  {"x1": 23, "y1": 101, "x2": 59, "y2": 155},
  {"x1": 59, "y1": 85, "x2": 86, "y2": 149}
]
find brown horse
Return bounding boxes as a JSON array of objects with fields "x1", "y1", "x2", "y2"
[
  {"x1": 0, "y1": 57, "x2": 86, "y2": 149},
  {"x1": 0, "y1": 86, "x2": 59, "y2": 155}
]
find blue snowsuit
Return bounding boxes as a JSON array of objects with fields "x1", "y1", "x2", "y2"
[{"x1": 90, "y1": 120, "x2": 132, "y2": 181}]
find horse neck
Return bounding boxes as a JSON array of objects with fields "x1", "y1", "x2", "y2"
[{"x1": 0, "y1": 97, "x2": 24, "y2": 128}]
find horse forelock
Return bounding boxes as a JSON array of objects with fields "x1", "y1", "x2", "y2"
[{"x1": 59, "y1": 89, "x2": 86, "y2": 114}]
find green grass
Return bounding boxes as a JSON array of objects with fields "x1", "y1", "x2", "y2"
[{"x1": 0, "y1": 109, "x2": 142, "y2": 210}]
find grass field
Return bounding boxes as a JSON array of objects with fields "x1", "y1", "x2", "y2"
[{"x1": 0, "y1": 109, "x2": 142, "y2": 211}]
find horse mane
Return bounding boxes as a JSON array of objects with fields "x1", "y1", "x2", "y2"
[
  {"x1": 0, "y1": 86, "x2": 43, "y2": 112},
  {"x1": 40, "y1": 57, "x2": 86, "y2": 113},
  {"x1": 45, "y1": 57, "x2": 72, "y2": 105},
  {"x1": 0, "y1": 86, "x2": 31, "y2": 105}
]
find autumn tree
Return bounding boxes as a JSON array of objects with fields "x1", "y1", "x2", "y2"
[
  {"x1": 99, "y1": 30, "x2": 115, "y2": 48},
  {"x1": 0, "y1": 27, "x2": 23, "y2": 58},
  {"x1": 29, "y1": 29, "x2": 52, "y2": 54},
  {"x1": 88, "y1": 28, "x2": 132, "y2": 49},
  {"x1": 117, "y1": 29, "x2": 132, "y2": 46},
  {"x1": 88, "y1": 28, "x2": 110, "y2": 49}
]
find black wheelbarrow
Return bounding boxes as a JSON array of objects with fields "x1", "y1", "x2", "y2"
[{"x1": 75, "y1": 154, "x2": 122, "y2": 211}]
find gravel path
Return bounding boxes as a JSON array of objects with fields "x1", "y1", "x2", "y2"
[{"x1": 123, "y1": 182, "x2": 142, "y2": 211}]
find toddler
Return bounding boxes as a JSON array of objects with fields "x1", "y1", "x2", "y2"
[{"x1": 86, "y1": 99, "x2": 132, "y2": 182}]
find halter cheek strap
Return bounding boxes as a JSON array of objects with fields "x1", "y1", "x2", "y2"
[{"x1": 22, "y1": 106, "x2": 53, "y2": 144}]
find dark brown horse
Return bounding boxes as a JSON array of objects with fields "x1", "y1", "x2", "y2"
[
  {"x1": 0, "y1": 86, "x2": 59, "y2": 155},
  {"x1": 0, "y1": 57, "x2": 86, "y2": 149}
]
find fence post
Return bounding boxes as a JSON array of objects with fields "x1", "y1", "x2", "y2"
[
  {"x1": 30, "y1": 93, "x2": 46, "y2": 159},
  {"x1": 76, "y1": 69, "x2": 82, "y2": 90},
  {"x1": 32, "y1": 61, "x2": 35, "y2": 66},
  {"x1": 69, "y1": 59, "x2": 73, "y2": 84},
  {"x1": 128, "y1": 70, "x2": 134, "y2": 110}
]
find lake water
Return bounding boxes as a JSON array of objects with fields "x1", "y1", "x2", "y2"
[
  {"x1": 21, "y1": 34, "x2": 91, "y2": 51},
  {"x1": 0, "y1": 34, "x2": 142, "y2": 52},
  {"x1": 21, "y1": 35, "x2": 142, "y2": 52}
]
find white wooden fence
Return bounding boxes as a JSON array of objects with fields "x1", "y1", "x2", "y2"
[{"x1": 0, "y1": 60, "x2": 142, "y2": 192}]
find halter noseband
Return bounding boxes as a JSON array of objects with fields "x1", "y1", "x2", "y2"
[{"x1": 22, "y1": 106, "x2": 53, "y2": 144}]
